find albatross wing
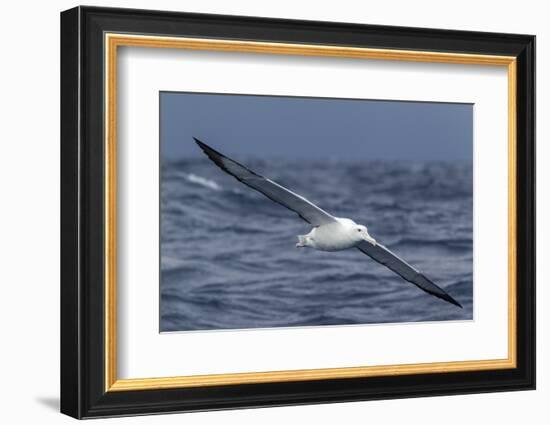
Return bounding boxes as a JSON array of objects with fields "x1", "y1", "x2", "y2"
[
  {"x1": 194, "y1": 138, "x2": 336, "y2": 226},
  {"x1": 356, "y1": 240, "x2": 463, "y2": 308}
]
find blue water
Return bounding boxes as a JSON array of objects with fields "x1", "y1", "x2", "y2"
[{"x1": 160, "y1": 158, "x2": 473, "y2": 332}]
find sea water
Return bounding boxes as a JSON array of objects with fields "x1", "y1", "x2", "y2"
[{"x1": 160, "y1": 158, "x2": 473, "y2": 332}]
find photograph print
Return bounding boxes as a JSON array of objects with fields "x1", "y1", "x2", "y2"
[{"x1": 160, "y1": 92, "x2": 473, "y2": 332}]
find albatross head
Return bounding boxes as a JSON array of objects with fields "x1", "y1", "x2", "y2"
[{"x1": 354, "y1": 224, "x2": 377, "y2": 246}]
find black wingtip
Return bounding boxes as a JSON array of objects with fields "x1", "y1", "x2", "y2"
[
  {"x1": 417, "y1": 273, "x2": 463, "y2": 308},
  {"x1": 439, "y1": 291, "x2": 462, "y2": 308},
  {"x1": 193, "y1": 137, "x2": 223, "y2": 157},
  {"x1": 447, "y1": 296, "x2": 463, "y2": 309},
  {"x1": 432, "y1": 286, "x2": 462, "y2": 308}
]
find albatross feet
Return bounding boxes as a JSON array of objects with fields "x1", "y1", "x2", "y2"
[{"x1": 296, "y1": 235, "x2": 308, "y2": 248}]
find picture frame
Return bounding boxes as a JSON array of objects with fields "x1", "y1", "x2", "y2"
[{"x1": 60, "y1": 5, "x2": 535, "y2": 419}]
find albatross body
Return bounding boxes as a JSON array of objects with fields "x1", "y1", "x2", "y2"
[
  {"x1": 297, "y1": 218, "x2": 376, "y2": 251},
  {"x1": 194, "y1": 138, "x2": 462, "y2": 308}
]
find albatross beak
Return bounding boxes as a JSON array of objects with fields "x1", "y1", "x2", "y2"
[{"x1": 362, "y1": 233, "x2": 377, "y2": 246}]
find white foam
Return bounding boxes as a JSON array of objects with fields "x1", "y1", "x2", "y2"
[{"x1": 185, "y1": 173, "x2": 221, "y2": 191}]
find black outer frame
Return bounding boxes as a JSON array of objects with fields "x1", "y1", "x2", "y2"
[{"x1": 60, "y1": 5, "x2": 535, "y2": 419}]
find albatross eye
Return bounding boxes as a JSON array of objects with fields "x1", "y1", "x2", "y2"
[{"x1": 357, "y1": 228, "x2": 362, "y2": 232}]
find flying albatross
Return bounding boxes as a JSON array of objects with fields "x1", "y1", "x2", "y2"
[{"x1": 194, "y1": 138, "x2": 462, "y2": 308}]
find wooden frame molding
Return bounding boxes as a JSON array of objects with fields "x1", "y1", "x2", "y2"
[{"x1": 103, "y1": 33, "x2": 518, "y2": 392}]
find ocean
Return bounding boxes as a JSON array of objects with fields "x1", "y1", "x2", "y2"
[{"x1": 160, "y1": 158, "x2": 473, "y2": 332}]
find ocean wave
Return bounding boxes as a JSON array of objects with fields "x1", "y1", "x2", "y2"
[
  {"x1": 160, "y1": 159, "x2": 473, "y2": 331},
  {"x1": 183, "y1": 173, "x2": 221, "y2": 191}
]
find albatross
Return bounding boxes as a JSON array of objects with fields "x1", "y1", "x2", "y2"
[{"x1": 194, "y1": 138, "x2": 462, "y2": 308}]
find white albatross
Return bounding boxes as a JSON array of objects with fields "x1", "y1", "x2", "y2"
[{"x1": 194, "y1": 138, "x2": 462, "y2": 308}]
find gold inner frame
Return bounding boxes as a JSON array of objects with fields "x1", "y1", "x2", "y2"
[{"x1": 104, "y1": 33, "x2": 517, "y2": 392}]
